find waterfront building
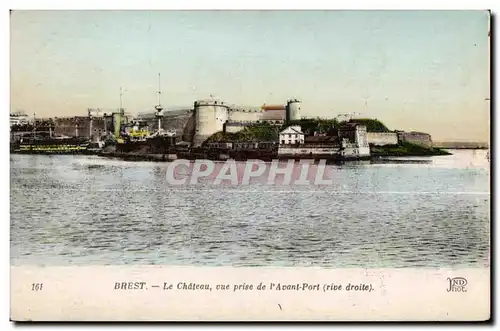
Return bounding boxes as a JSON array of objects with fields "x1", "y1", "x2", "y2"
[
  {"x1": 10, "y1": 111, "x2": 29, "y2": 127},
  {"x1": 277, "y1": 122, "x2": 370, "y2": 159},
  {"x1": 279, "y1": 126, "x2": 305, "y2": 145}
]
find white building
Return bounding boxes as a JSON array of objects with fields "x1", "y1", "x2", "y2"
[
  {"x1": 279, "y1": 126, "x2": 305, "y2": 145},
  {"x1": 10, "y1": 111, "x2": 29, "y2": 126}
]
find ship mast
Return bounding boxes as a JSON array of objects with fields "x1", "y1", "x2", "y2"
[
  {"x1": 119, "y1": 87, "x2": 124, "y2": 114},
  {"x1": 32, "y1": 112, "x2": 36, "y2": 135},
  {"x1": 157, "y1": 73, "x2": 162, "y2": 106},
  {"x1": 154, "y1": 72, "x2": 164, "y2": 133}
]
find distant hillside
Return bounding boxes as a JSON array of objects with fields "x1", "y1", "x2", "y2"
[{"x1": 433, "y1": 142, "x2": 489, "y2": 149}]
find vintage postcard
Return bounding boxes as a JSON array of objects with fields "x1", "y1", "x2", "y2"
[{"x1": 9, "y1": 9, "x2": 491, "y2": 321}]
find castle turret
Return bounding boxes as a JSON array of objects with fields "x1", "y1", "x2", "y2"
[
  {"x1": 193, "y1": 99, "x2": 229, "y2": 147},
  {"x1": 285, "y1": 99, "x2": 301, "y2": 123}
]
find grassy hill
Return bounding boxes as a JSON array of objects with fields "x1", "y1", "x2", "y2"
[
  {"x1": 347, "y1": 118, "x2": 391, "y2": 132},
  {"x1": 204, "y1": 122, "x2": 280, "y2": 144}
]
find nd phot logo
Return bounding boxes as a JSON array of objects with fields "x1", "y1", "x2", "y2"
[{"x1": 447, "y1": 277, "x2": 468, "y2": 293}]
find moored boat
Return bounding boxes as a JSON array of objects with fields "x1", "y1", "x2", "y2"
[{"x1": 12, "y1": 136, "x2": 91, "y2": 154}]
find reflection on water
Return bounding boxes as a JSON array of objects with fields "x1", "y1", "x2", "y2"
[{"x1": 10, "y1": 150, "x2": 490, "y2": 267}]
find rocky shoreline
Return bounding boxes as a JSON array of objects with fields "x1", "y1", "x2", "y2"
[
  {"x1": 11, "y1": 146, "x2": 452, "y2": 162},
  {"x1": 370, "y1": 142, "x2": 452, "y2": 157},
  {"x1": 11, "y1": 139, "x2": 453, "y2": 162}
]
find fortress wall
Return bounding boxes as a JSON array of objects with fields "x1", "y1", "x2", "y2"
[
  {"x1": 397, "y1": 132, "x2": 433, "y2": 147},
  {"x1": 52, "y1": 117, "x2": 107, "y2": 139},
  {"x1": 228, "y1": 110, "x2": 262, "y2": 123},
  {"x1": 161, "y1": 111, "x2": 193, "y2": 136},
  {"x1": 261, "y1": 109, "x2": 285, "y2": 121},
  {"x1": 140, "y1": 111, "x2": 193, "y2": 138},
  {"x1": 181, "y1": 113, "x2": 196, "y2": 143},
  {"x1": 367, "y1": 132, "x2": 398, "y2": 146}
]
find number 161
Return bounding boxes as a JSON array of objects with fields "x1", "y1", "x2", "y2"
[{"x1": 31, "y1": 283, "x2": 43, "y2": 291}]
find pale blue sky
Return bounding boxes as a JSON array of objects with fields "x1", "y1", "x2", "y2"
[{"x1": 10, "y1": 10, "x2": 490, "y2": 141}]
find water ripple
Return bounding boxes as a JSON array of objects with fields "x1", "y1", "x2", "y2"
[{"x1": 10, "y1": 152, "x2": 490, "y2": 268}]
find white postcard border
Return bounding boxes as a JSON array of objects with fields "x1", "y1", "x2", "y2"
[{"x1": 3, "y1": 0, "x2": 497, "y2": 328}]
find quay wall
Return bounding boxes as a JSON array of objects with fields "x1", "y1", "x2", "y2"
[
  {"x1": 341, "y1": 146, "x2": 371, "y2": 158},
  {"x1": 278, "y1": 146, "x2": 341, "y2": 156}
]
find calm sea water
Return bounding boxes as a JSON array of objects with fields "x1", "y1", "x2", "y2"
[{"x1": 10, "y1": 150, "x2": 490, "y2": 268}]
